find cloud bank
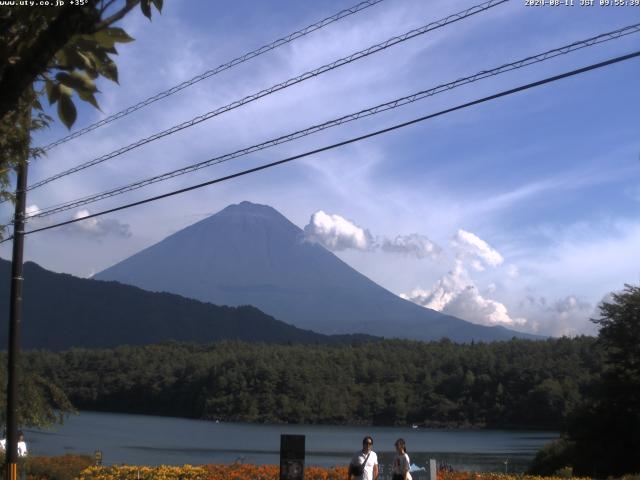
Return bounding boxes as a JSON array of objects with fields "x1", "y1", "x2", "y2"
[
  {"x1": 304, "y1": 213, "x2": 526, "y2": 328},
  {"x1": 381, "y1": 233, "x2": 441, "y2": 259},
  {"x1": 518, "y1": 294, "x2": 596, "y2": 336},
  {"x1": 64, "y1": 209, "x2": 132, "y2": 239},
  {"x1": 303, "y1": 210, "x2": 440, "y2": 259},
  {"x1": 401, "y1": 258, "x2": 527, "y2": 328}
]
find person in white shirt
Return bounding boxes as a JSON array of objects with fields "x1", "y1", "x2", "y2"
[
  {"x1": 348, "y1": 435, "x2": 378, "y2": 480},
  {"x1": 392, "y1": 438, "x2": 412, "y2": 480},
  {"x1": 17, "y1": 431, "x2": 27, "y2": 457}
]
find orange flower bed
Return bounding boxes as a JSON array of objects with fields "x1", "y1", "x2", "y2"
[
  {"x1": 204, "y1": 464, "x2": 347, "y2": 480},
  {"x1": 79, "y1": 463, "x2": 348, "y2": 480},
  {"x1": 53, "y1": 461, "x2": 635, "y2": 480},
  {"x1": 438, "y1": 472, "x2": 594, "y2": 480}
]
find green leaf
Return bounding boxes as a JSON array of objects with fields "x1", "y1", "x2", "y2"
[
  {"x1": 57, "y1": 88, "x2": 77, "y2": 129},
  {"x1": 54, "y1": 49, "x2": 69, "y2": 68},
  {"x1": 92, "y1": 27, "x2": 134, "y2": 50},
  {"x1": 103, "y1": 45, "x2": 118, "y2": 55},
  {"x1": 46, "y1": 81, "x2": 61, "y2": 105},
  {"x1": 141, "y1": 0, "x2": 152, "y2": 19},
  {"x1": 152, "y1": 0, "x2": 163, "y2": 11},
  {"x1": 56, "y1": 71, "x2": 98, "y2": 94},
  {"x1": 76, "y1": 89, "x2": 101, "y2": 111},
  {"x1": 60, "y1": 47, "x2": 98, "y2": 75},
  {"x1": 82, "y1": 48, "x2": 119, "y2": 83},
  {"x1": 100, "y1": 57, "x2": 119, "y2": 84},
  {"x1": 77, "y1": 51, "x2": 96, "y2": 72},
  {"x1": 105, "y1": 27, "x2": 134, "y2": 43},
  {"x1": 91, "y1": 32, "x2": 114, "y2": 49}
]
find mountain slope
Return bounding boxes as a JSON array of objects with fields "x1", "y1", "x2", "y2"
[
  {"x1": 96, "y1": 201, "x2": 536, "y2": 342},
  {"x1": 0, "y1": 259, "x2": 372, "y2": 350}
]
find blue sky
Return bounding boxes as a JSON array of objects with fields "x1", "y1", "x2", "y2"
[{"x1": 2, "y1": 0, "x2": 639, "y2": 336}]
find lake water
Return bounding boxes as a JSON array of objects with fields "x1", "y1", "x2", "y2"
[{"x1": 25, "y1": 411, "x2": 557, "y2": 473}]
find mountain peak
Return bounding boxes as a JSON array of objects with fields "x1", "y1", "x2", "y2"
[
  {"x1": 96, "y1": 202, "x2": 538, "y2": 342},
  {"x1": 220, "y1": 201, "x2": 281, "y2": 216},
  {"x1": 203, "y1": 201, "x2": 296, "y2": 232}
]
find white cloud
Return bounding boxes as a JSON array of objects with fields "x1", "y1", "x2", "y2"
[
  {"x1": 303, "y1": 210, "x2": 373, "y2": 251},
  {"x1": 401, "y1": 258, "x2": 526, "y2": 328},
  {"x1": 64, "y1": 209, "x2": 132, "y2": 239},
  {"x1": 517, "y1": 294, "x2": 595, "y2": 336},
  {"x1": 303, "y1": 211, "x2": 442, "y2": 259},
  {"x1": 453, "y1": 229, "x2": 504, "y2": 268},
  {"x1": 25, "y1": 205, "x2": 41, "y2": 216},
  {"x1": 401, "y1": 259, "x2": 468, "y2": 311},
  {"x1": 470, "y1": 259, "x2": 485, "y2": 272},
  {"x1": 446, "y1": 284, "x2": 527, "y2": 327},
  {"x1": 24, "y1": 204, "x2": 52, "y2": 229},
  {"x1": 380, "y1": 233, "x2": 441, "y2": 259}
]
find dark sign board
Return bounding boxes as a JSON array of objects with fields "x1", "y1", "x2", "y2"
[{"x1": 280, "y1": 434, "x2": 305, "y2": 480}]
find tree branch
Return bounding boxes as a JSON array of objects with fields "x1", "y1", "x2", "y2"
[
  {"x1": 0, "y1": 4, "x2": 100, "y2": 122},
  {"x1": 93, "y1": 0, "x2": 140, "y2": 31},
  {"x1": 100, "y1": 0, "x2": 119, "y2": 15}
]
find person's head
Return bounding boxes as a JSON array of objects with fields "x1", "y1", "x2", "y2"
[
  {"x1": 394, "y1": 438, "x2": 407, "y2": 454},
  {"x1": 17, "y1": 430, "x2": 23, "y2": 441},
  {"x1": 362, "y1": 436, "x2": 373, "y2": 452}
]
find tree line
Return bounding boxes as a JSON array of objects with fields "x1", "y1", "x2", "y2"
[{"x1": 18, "y1": 336, "x2": 602, "y2": 430}]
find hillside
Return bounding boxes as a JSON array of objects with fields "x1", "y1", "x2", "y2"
[{"x1": 0, "y1": 258, "x2": 372, "y2": 350}]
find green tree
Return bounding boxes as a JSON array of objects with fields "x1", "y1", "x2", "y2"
[
  {"x1": 0, "y1": 0, "x2": 163, "y2": 210},
  {"x1": 0, "y1": 0, "x2": 163, "y2": 427},
  {"x1": 0, "y1": 359, "x2": 75, "y2": 428},
  {"x1": 530, "y1": 284, "x2": 640, "y2": 477}
]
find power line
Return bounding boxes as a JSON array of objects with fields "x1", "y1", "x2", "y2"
[
  {"x1": 23, "y1": 0, "x2": 507, "y2": 194},
  {"x1": 37, "y1": 0, "x2": 388, "y2": 153},
  {"x1": 25, "y1": 22, "x2": 640, "y2": 220},
  {"x1": 4, "y1": 49, "x2": 637, "y2": 242}
]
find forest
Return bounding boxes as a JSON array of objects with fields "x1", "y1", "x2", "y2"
[{"x1": 22, "y1": 336, "x2": 602, "y2": 429}]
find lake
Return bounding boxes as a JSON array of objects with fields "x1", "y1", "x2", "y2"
[{"x1": 25, "y1": 411, "x2": 557, "y2": 473}]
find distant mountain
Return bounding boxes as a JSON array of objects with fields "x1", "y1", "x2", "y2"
[
  {"x1": 96, "y1": 201, "x2": 537, "y2": 342},
  {"x1": 0, "y1": 259, "x2": 374, "y2": 350}
]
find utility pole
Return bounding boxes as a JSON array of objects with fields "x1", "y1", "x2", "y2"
[{"x1": 5, "y1": 159, "x2": 28, "y2": 480}]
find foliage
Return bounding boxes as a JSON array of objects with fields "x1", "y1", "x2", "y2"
[
  {"x1": 24, "y1": 336, "x2": 602, "y2": 429},
  {"x1": 24, "y1": 454, "x2": 94, "y2": 480},
  {"x1": 527, "y1": 439, "x2": 576, "y2": 477},
  {"x1": 554, "y1": 466, "x2": 574, "y2": 478},
  {"x1": 530, "y1": 285, "x2": 640, "y2": 477},
  {"x1": 0, "y1": 0, "x2": 162, "y2": 204},
  {"x1": 78, "y1": 464, "x2": 348, "y2": 480},
  {"x1": 592, "y1": 284, "x2": 640, "y2": 384},
  {"x1": 438, "y1": 473, "x2": 592, "y2": 480},
  {"x1": 204, "y1": 464, "x2": 348, "y2": 480},
  {"x1": 73, "y1": 466, "x2": 615, "y2": 480},
  {"x1": 78, "y1": 465, "x2": 209, "y2": 480},
  {"x1": 0, "y1": 358, "x2": 75, "y2": 428}
]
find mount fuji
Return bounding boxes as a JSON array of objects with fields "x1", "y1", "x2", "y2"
[{"x1": 95, "y1": 201, "x2": 536, "y2": 342}]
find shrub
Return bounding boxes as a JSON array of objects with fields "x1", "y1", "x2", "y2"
[
  {"x1": 554, "y1": 466, "x2": 573, "y2": 478},
  {"x1": 528, "y1": 438, "x2": 576, "y2": 476},
  {"x1": 23, "y1": 454, "x2": 94, "y2": 480},
  {"x1": 79, "y1": 464, "x2": 348, "y2": 480},
  {"x1": 77, "y1": 465, "x2": 209, "y2": 480}
]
